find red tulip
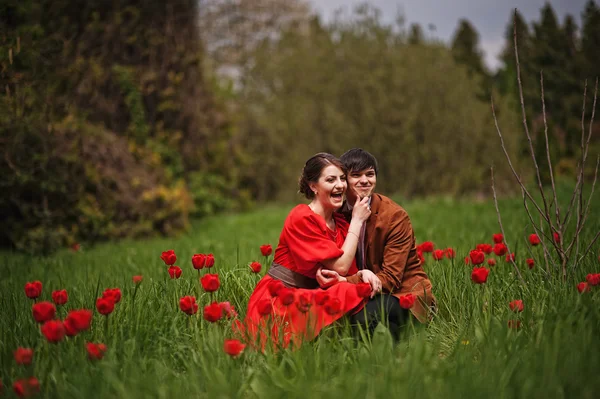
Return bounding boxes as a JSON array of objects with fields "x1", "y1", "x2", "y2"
[
  {"x1": 355, "y1": 283, "x2": 372, "y2": 298},
  {"x1": 86, "y1": 343, "x2": 107, "y2": 360},
  {"x1": 324, "y1": 297, "x2": 342, "y2": 315},
  {"x1": 249, "y1": 261, "x2": 262, "y2": 273},
  {"x1": 65, "y1": 309, "x2": 93, "y2": 332},
  {"x1": 41, "y1": 320, "x2": 66, "y2": 343},
  {"x1": 399, "y1": 293, "x2": 416, "y2": 309},
  {"x1": 219, "y1": 302, "x2": 238, "y2": 318},
  {"x1": 529, "y1": 234, "x2": 540, "y2": 246},
  {"x1": 168, "y1": 266, "x2": 182, "y2": 279},
  {"x1": 296, "y1": 292, "x2": 313, "y2": 313},
  {"x1": 509, "y1": 300, "x2": 524, "y2": 312},
  {"x1": 553, "y1": 232, "x2": 560, "y2": 243},
  {"x1": 49, "y1": 289, "x2": 67, "y2": 306},
  {"x1": 493, "y1": 243, "x2": 508, "y2": 256},
  {"x1": 224, "y1": 339, "x2": 246, "y2": 357},
  {"x1": 526, "y1": 258, "x2": 535, "y2": 269},
  {"x1": 192, "y1": 254, "x2": 206, "y2": 269},
  {"x1": 493, "y1": 233, "x2": 504, "y2": 244},
  {"x1": 417, "y1": 249, "x2": 425, "y2": 264},
  {"x1": 577, "y1": 282, "x2": 590, "y2": 293},
  {"x1": 102, "y1": 288, "x2": 122, "y2": 304},
  {"x1": 432, "y1": 249, "x2": 444, "y2": 261},
  {"x1": 14, "y1": 348, "x2": 33, "y2": 365},
  {"x1": 96, "y1": 297, "x2": 115, "y2": 315},
  {"x1": 444, "y1": 248, "x2": 456, "y2": 259},
  {"x1": 260, "y1": 244, "x2": 273, "y2": 256},
  {"x1": 205, "y1": 254, "x2": 215, "y2": 268},
  {"x1": 586, "y1": 273, "x2": 600, "y2": 286},
  {"x1": 418, "y1": 241, "x2": 434, "y2": 253},
  {"x1": 267, "y1": 279, "x2": 284, "y2": 297},
  {"x1": 507, "y1": 320, "x2": 521, "y2": 329},
  {"x1": 63, "y1": 318, "x2": 78, "y2": 337},
  {"x1": 13, "y1": 377, "x2": 40, "y2": 397},
  {"x1": 256, "y1": 298, "x2": 273, "y2": 316},
  {"x1": 469, "y1": 250, "x2": 485, "y2": 265},
  {"x1": 471, "y1": 267, "x2": 489, "y2": 284},
  {"x1": 160, "y1": 250, "x2": 177, "y2": 266},
  {"x1": 203, "y1": 302, "x2": 223, "y2": 322},
  {"x1": 505, "y1": 253, "x2": 516, "y2": 263},
  {"x1": 24, "y1": 281, "x2": 42, "y2": 299},
  {"x1": 71, "y1": 243, "x2": 81, "y2": 252},
  {"x1": 200, "y1": 274, "x2": 220, "y2": 293},
  {"x1": 133, "y1": 275, "x2": 143, "y2": 284},
  {"x1": 464, "y1": 256, "x2": 471, "y2": 265},
  {"x1": 278, "y1": 288, "x2": 295, "y2": 306},
  {"x1": 314, "y1": 290, "x2": 329, "y2": 306},
  {"x1": 487, "y1": 258, "x2": 496, "y2": 267},
  {"x1": 32, "y1": 302, "x2": 56, "y2": 323},
  {"x1": 179, "y1": 296, "x2": 199, "y2": 315},
  {"x1": 476, "y1": 244, "x2": 493, "y2": 254}
]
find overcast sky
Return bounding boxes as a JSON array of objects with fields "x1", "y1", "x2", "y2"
[{"x1": 308, "y1": 0, "x2": 590, "y2": 71}]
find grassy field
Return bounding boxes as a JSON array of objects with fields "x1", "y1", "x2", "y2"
[{"x1": 1, "y1": 185, "x2": 599, "y2": 398}]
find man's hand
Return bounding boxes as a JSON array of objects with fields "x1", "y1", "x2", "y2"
[
  {"x1": 316, "y1": 267, "x2": 346, "y2": 289},
  {"x1": 358, "y1": 269, "x2": 382, "y2": 298}
]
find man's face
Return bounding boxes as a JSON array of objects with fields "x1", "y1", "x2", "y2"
[{"x1": 346, "y1": 167, "x2": 377, "y2": 202}]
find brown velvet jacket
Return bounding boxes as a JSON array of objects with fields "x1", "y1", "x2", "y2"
[{"x1": 341, "y1": 194, "x2": 436, "y2": 323}]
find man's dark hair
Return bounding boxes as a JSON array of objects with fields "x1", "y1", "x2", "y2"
[{"x1": 339, "y1": 148, "x2": 378, "y2": 175}]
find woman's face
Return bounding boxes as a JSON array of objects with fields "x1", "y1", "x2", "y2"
[{"x1": 310, "y1": 165, "x2": 347, "y2": 210}]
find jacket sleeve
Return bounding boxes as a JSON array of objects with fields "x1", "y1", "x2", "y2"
[{"x1": 377, "y1": 210, "x2": 412, "y2": 293}]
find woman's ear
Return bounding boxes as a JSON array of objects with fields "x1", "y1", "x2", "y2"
[{"x1": 309, "y1": 183, "x2": 317, "y2": 194}]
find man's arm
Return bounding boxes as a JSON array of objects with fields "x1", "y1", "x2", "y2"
[{"x1": 377, "y1": 210, "x2": 412, "y2": 293}]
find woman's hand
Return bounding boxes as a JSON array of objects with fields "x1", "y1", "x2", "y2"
[
  {"x1": 316, "y1": 267, "x2": 347, "y2": 289},
  {"x1": 358, "y1": 269, "x2": 382, "y2": 298},
  {"x1": 351, "y1": 196, "x2": 371, "y2": 223}
]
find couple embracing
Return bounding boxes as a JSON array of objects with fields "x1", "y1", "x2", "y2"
[{"x1": 238, "y1": 149, "x2": 435, "y2": 349}]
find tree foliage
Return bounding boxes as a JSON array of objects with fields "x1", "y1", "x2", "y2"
[
  {"x1": 234, "y1": 9, "x2": 523, "y2": 201},
  {"x1": 0, "y1": 0, "x2": 247, "y2": 253}
]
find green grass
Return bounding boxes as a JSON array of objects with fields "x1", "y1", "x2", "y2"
[{"x1": 1, "y1": 187, "x2": 599, "y2": 398}]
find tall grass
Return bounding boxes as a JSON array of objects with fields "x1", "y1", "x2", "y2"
[{"x1": 1, "y1": 185, "x2": 599, "y2": 398}]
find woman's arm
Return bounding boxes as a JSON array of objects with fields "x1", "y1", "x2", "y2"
[{"x1": 321, "y1": 197, "x2": 370, "y2": 276}]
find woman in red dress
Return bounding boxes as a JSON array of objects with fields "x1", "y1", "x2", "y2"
[{"x1": 238, "y1": 153, "x2": 372, "y2": 349}]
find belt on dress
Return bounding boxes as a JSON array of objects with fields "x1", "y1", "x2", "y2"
[{"x1": 267, "y1": 262, "x2": 320, "y2": 289}]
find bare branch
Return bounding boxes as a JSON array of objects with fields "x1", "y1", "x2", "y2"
[
  {"x1": 513, "y1": 9, "x2": 553, "y2": 229},
  {"x1": 566, "y1": 155, "x2": 600, "y2": 258},
  {"x1": 540, "y1": 71, "x2": 560, "y2": 229},
  {"x1": 491, "y1": 166, "x2": 526, "y2": 285},
  {"x1": 491, "y1": 97, "x2": 549, "y2": 222},
  {"x1": 564, "y1": 80, "x2": 588, "y2": 225},
  {"x1": 568, "y1": 79, "x2": 598, "y2": 261},
  {"x1": 521, "y1": 184, "x2": 559, "y2": 271},
  {"x1": 577, "y1": 229, "x2": 600, "y2": 265},
  {"x1": 522, "y1": 225, "x2": 551, "y2": 279}
]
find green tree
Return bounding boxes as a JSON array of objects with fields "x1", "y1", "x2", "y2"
[
  {"x1": 581, "y1": 0, "x2": 600, "y2": 80},
  {"x1": 237, "y1": 7, "x2": 524, "y2": 200},
  {"x1": 450, "y1": 19, "x2": 490, "y2": 96},
  {"x1": 0, "y1": 0, "x2": 245, "y2": 253},
  {"x1": 408, "y1": 23, "x2": 424, "y2": 45},
  {"x1": 496, "y1": 10, "x2": 533, "y2": 101}
]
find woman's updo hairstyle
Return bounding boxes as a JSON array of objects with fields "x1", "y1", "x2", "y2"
[{"x1": 298, "y1": 153, "x2": 346, "y2": 199}]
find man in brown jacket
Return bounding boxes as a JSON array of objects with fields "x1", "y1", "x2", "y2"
[{"x1": 317, "y1": 148, "x2": 435, "y2": 337}]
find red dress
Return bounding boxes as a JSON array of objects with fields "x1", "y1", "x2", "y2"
[{"x1": 237, "y1": 204, "x2": 365, "y2": 349}]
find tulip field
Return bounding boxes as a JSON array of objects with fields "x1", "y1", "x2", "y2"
[{"x1": 1, "y1": 185, "x2": 599, "y2": 398}]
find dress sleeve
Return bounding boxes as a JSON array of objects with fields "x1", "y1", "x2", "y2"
[{"x1": 284, "y1": 211, "x2": 344, "y2": 272}]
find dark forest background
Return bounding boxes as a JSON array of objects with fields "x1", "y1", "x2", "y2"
[{"x1": 1, "y1": 0, "x2": 599, "y2": 253}]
